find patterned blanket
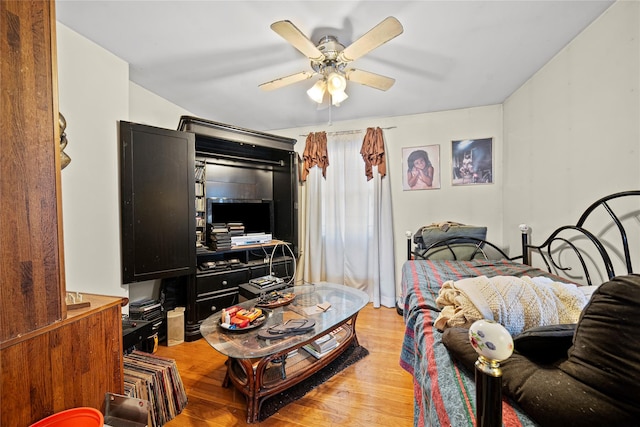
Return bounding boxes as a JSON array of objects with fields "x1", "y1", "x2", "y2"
[
  {"x1": 434, "y1": 275, "x2": 587, "y2": 335},
  {"x1": 400, "y1": 259, "x2": 570, "y2": 427}
]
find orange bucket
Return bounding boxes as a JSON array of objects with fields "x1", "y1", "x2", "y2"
[{"x1": 30, "y1": 407, "x2": 103, "y2": 427}]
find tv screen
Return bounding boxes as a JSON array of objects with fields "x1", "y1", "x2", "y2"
[{"x1": 207, "y1": 199, "x2": 274, "y2": 236}]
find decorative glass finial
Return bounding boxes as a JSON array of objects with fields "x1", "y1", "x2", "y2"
[{"x1": 469, "y1": 319, "x2": 513, "y2": 362}]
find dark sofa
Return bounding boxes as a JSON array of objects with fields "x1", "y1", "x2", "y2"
[{"x1": 443, "y1": 274, "x2": 640, "y2": 427}]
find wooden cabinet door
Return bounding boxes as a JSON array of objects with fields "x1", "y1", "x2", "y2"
[{"x1": 119, "y1": 121, "x2": 196, "y2": 283}]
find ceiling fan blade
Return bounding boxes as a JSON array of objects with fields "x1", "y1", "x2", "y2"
[
  {"x1": 338, "y1": 16, "x2": 403, "y2": 63},
  {"x1": 271, "y1": 20, "x2": 325, "y2": 62},
  {"x1": 346, "y1": 69, "x2": 395, "y2": 91},
  {"x1": 259, "y1": 71, "x2": 315, "y2": 91}
]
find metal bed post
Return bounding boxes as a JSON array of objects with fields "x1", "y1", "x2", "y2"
[{"x1": 519, "y1": 224, "x2": 530, "y2": 265}]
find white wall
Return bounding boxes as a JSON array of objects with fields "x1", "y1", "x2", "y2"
[
  {"x1": 502, "y1": 0, "x2": 639, "y2": 279},
  {"x1": 274, "y1": 104, "x2": 504, "y2": 293},
  {"x1": 57, "y1": 23, "x2": 129, "y2": 298},
  {"x1": 129, "y1": 82, "x2": 192, "y2": 130},
  {"x1": 57, "y1": 24, "x2": 192, "y2": 302}
]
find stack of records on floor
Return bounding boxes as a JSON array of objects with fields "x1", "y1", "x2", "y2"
[
  {"x1": 123, "y1": 350, "x2": 188, "y2": 427},
  {"x1": 227, "y1": 222, "x2": 245, "y2": 236},
  {"x1": 208, "y1": 223, "x2": 231, "y2": 251}
]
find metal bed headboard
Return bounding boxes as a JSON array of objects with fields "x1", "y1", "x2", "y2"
[
  {"x1": 407, "y1": 235, "x2": 512, "y2": 261},
  {"x1": 520, "y1": 190, "x2": 640, "y2": 285}
]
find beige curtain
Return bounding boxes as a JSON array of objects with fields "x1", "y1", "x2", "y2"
[
  {"x1": 360, "y1": 127, "x2": 386, "y2": 181},
  {"x1": 301, "y1": 131, "x2": 329, "y2": 181},
  {"x1": 302, "y1": 130, "x2": 396, "y2": 308}
]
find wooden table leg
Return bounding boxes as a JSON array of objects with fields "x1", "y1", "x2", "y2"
[
  {"x1": 246, "y1": 373, "x2": 261, "y2": 423},
  {"x1": 350, "y1": 312, "x2": 361, "y2": 347},
  {"x1": 233, "y1": 358, "x2": 260, "y2": 423},
  {"x1": 222, "y1": 358, "x2": 231, "y2": 388},
  {"x1": 246, "y1": 397, "x2": 258, "y2": 423}
]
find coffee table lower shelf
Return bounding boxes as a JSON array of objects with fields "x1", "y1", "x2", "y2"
[{"x1": 222, "y1": 315, "x2": 359, "y2": 423}]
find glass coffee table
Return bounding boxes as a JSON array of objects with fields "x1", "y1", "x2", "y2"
[{"x1": 200, "y1": 282, "x2": 369, "y2": 423}]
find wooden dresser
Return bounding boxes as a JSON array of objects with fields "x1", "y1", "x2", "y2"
[{"x1": 0, "y1": 1, "x2": 124, "y2": 425}]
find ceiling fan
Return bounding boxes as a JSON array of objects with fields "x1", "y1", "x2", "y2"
[{"x1": 259, "y1": 16, "x2": 404, "y2": 107}]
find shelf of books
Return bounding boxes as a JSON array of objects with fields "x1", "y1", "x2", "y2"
[
  {"x1": 123, "y1": 350, "x2": 188, "y2": 427},
  {"x1": 195, "y1": 158, "x2": 206, "y2": 247}
]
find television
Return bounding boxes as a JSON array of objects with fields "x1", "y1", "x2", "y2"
[{"x1": 207, "y1": 198, "x2": 274, "y2": 236}]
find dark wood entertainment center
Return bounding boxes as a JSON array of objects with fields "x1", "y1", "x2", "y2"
[{"x1": 120, "y1": 115, "x2": 298, "y2": 342}]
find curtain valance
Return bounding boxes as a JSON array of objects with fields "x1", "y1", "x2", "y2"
[
  {"x1": 360, "y1": 127, "x2": 386, "y2": 181},
  {"x1": 301, "y1": 131, "x2": 328, "y2": 182}
]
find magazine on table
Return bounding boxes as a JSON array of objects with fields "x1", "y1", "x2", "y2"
[{"x1": 303, "y1": 327, "x2": 343, "y2": 358}]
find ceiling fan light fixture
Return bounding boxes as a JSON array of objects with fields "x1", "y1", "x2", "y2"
[
  {"x1": 331, "y1": 89, "x2": 348, "y2": 106},
  {"x1": 263, "y1": 17, "x2": 403, "y2": 108},
  {"x1": 307, "y1": 79, "x2": 326, "y2": 103},
  {"x1": 327, "y1": 71, "x2": 347, "y2": 94}
]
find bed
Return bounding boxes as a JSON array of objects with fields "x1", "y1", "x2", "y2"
[{"x1": 399, "y1": 190, "x2": 640, "y2": 427}]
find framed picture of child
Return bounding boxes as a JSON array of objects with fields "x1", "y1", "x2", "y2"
[
  {"x1": 451, "y1": 137, "x2": 493, "y2": 186},
  {"x1": 402, "y1": 145, "x2": 441, "y2": 190}
]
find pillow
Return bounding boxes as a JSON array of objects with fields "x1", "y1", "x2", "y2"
[
  {"x1": 513, "y1": 323, "x2": 576, "y2": 364},
  {"x1": 413, "y1": 223, "x2": 488, "y2": 260},
  {"x1": 558, "y1": 274, "x2": 640, "y2": 408},
  {"x1": 414, "y1": 223, "x2": 487, "y2": 248},
  {"x1": 442, "y1": 327, "x2": 482, "y2": 371}
]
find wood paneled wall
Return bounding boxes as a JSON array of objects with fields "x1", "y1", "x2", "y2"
[{"x1": 0, "y1": 0, "x2": 65, "y2": 341}]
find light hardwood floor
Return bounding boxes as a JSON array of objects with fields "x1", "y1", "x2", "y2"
[{"x1": 155, "y1": 304, "x2": 415, "y2": 426}]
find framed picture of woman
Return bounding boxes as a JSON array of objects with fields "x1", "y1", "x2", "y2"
[
  {"x1": 451, "y1": 137, "x2": 493, "y2": 185},
  {"x1": 402, "y1": 145, "x2": 440, "y2": 190}
]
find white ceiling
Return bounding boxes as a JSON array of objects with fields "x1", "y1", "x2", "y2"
[{"x1": 55, "y1": 1, "x2": 614, "y2": 132}]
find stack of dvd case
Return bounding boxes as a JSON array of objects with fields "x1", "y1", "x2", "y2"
[
  {"x1": 129, "y1": 299, "x2": 164, "y2": 344},
  {"x1": 208, "y1": 223, "x2": 231, "y2": 251}
]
